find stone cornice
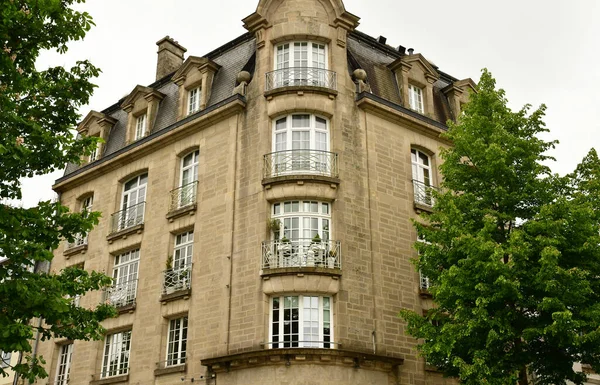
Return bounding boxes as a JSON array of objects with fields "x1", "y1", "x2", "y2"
[
  {"x1": 355, "y1": 92, "x2": 451, "y2": 145},
  {"x1": 201, "y1": 348, "x2": 403, "y2": 373},
  {"x1": 53, "y1": 95, "x2": 247, "y2": 192}
]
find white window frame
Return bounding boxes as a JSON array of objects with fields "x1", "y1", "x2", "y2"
[
  {"x1": 269, "y1": 295, "x2": 333, "y2": 349},
  {"x1": 180, "y1": 151, "x2": 199, "y2": 187},
  {"x1": 90, "y1": 141, "x2": 100, "y2": 162},
  {"x1": 119, "y1": 173, "x2": 147, "y2": 230},
  {"x1": 271, "y1": 114, "x2": 330, "y2": 175},
  {"x1": 273, "y1": 42, "x2": 328, "y2": 87},
  {"x1": 0, "y1": 351, "x2": 11, "y2": 369},
  {"x1": 408, "y1": 84, "x2": 424, "y2": 114},
  {"x1": 411, "y1": 148, "x2": 434, "y2": 206},
  {"x1": 166, "y1": 317, "x2": 188, "y2": 366},
  {"x1": 109, "y1": 249, "x2": 140, "y2": 307},
  {"x1": 187, "y1": 87, "x2": 200, "y2": 115},
  {"x1": 55, "y1": 343, "x2": 73, "y2": 385},
  {"x1": 101, "y1": 330, "x2": 131, "y2": 378},
  {"x1": 134, "y1": 113, "x2": 147, "y2": 140},
  {"x1": 272, "y1": 201, "x2": 330, "y2": 241},
  {"x1": 173, "y1": 231, "x2": 193, "y2": 271}
]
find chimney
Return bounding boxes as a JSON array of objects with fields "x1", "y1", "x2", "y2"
[
  {"x1": 377, "y1": 35, "x2": 387, "y2": 45},
  {"x1": 407, "y1": 48, "x2": 414, "y2": 55},
  {"x1": 397, "y1": 45, "x2": 406, "y2": 55},
  {"x1": 155, "y1": 36, "x2": 187, "y2": 81}
]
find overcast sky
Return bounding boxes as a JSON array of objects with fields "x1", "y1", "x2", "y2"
[{"x1": 19, "y1": 0, "x2": 600, "y2": 207}]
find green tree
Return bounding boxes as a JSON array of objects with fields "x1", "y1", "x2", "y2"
[
  {"x1": 0, "y1": 0, "x2": 116, "y2": 382},
  {"x1": 400, "y1": 70, "x2": 600, "y2": 385}
]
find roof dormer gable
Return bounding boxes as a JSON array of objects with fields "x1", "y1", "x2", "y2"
[
  {"x1": 120, "y1": 85, "x2": 165, "y2": 144},
  {"x1": 120, "y1": 85, "x2": 165, "y2": 112},
  {"x1": 77, "y1": 110, "x2": 117, "y2": 137},
  {"x1": 389, "y1": 53, "x2": 439, "y2": 84},
  {"x1": 443, "y1": 78, "x2": 478, "y2": 120},
  {"x1": 172, "y1": 56, "x2": 221, "y2": 120}
]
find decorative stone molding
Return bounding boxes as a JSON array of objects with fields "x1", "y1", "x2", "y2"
[
  {"x1": 77, "y1": 111, "x2": 117, "y2": 161},
  {"x1": 120, "y1": 85, "x2": 165, "y2": 144},
  {"x1": 172, "y1": 56, "x2": 221, "y2": 120},
  {"x1": 389, "y1": 53, "x2": 439, "y2": 117}
]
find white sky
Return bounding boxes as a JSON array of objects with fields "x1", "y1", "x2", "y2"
[{"x1": 20, "y1": 0, "x2": 600, "y2": 207}]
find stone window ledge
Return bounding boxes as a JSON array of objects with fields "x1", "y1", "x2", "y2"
[
  {"x1": 264, "y1": 85, "x2": 338, "y2": 100},
  {"x1": 64, "y1": 244, "x2": 88, "y2": 257},
  {"x1": 160, "y1": 288, "x2": 191, "y2": 304},
  {"x1": 201, "y1": 348, "x2": 403, "y2": 373},
  {"x1": 154, "y1": 363, "x2": 186, "y2": 376},
  {"x1": 166, "y1": 204, "x2": 196, "y2": 222},
  {"x1": 107, "y1": 224, "x2": 144, "y2": 243},
  {"x1": 90, "y1": 374, "x2": 128, "y2": 385}
]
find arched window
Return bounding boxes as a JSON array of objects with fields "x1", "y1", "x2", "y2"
[
  {"x1": 411, "y1": 149, "x2": 434, "y2": 206},
  {"x1": 270, "y1": 114, "x2": 331, "y2": 175},
  {"x1": 116, "y1": 173, "x2": 147, "y2": 231}
]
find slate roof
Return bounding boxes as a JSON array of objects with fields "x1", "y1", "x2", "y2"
[{"x1": 64, "y1": 29, "x2": 458, "y2": 178}]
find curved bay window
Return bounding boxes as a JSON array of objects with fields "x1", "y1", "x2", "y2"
[
  {"x1": 266, "y1": 41, "x2": 336, "y2": 90},
  {"x1": 269, "y1": 295, "x2": 332, "y2": 349},
  {"x1": 265, "y1": 114, "x2": 337, "y2": 178},
  {"x1": 261, "y1": 201, "x2": 341, "y2": 270}
]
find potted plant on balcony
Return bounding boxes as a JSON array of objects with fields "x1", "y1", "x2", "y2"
[
  {"x1": 164, "y1": 255, "x2": 178, "y2": 295},
  {"x1": 327, "y1": 248, "x2": 337, "y2": 269},
  {"x1": 310, "y1": 234, "x2": 325, "y2": 266},
  {"x1": 267, "y1": 219, "x2": 281, "y2": 232}
]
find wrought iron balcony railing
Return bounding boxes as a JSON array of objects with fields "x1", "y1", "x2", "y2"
[
  {"x1": 110, "y1": 202, "x2": 145, "y2": 234},
  {"x1": 49, "y1": 374, "x2": 70, "y2": 385},
  {"x1": 162, "y1": 265, "x2": 192, "y2": 295},
  {"x1": 419, "y1": 271, "x2": 430, "y2": 290},
  {"x1": 104, "y1": 279, "x2": 138, "y2": 308},
  {"x1": 412, "y1": 180, "x2": 439, "y2": 207},
  {"x1": 66, "y1": 233, "x2": 88, "y2": 249},
  {"x1": 261, "y1": 239, "x2": 341, "y2": 270},
  {"x1": 262, "y1": 340, "x2": 340, "y2": 349},
  {"x1": 265, "y1": 67, "x2": 337, "y2": 91},
  {"x1": 263, "y1": 150, "x2": 338, "y2": 179},
  {"x1": 100, "y1": 366, "x2": 129, "y2": 379},
  {"x1": 169, "y1": 181, "x2": 198, "y2": 212}
]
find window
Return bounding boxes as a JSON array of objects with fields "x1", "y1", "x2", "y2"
[
  {"x1": 187, "y1": 87, "x2": 200, "y2": 115},
  {"x1": 408, "y1": 84, "x2": 424, "y2": 114},
  {"x1": 166, "y1": 317, "x2": 188, "y2": 366},
  {"x1": 134, "y1": 113, "x2": 147, "y2": 140},
  {"x1": 69, "y1": 196, "x2": 93, "y2": 248},
  {"x1": 90, "y1": 141, "x2": 100, "y2": 162},
  {"x1": 270, "y1": 295, "x2": 332, "y2": 348},
  {"x1": 101, "y1": 330, "x2": 131, "y2": 378},
  {"x1": 55, "y1": 343, "x2": 73, "y2": 385},
  {"x1": 164, "y1": 232, "x2": 193, "y2": 293},
  {"x1": 267, "y1": 201, "x2": 333, "y2": 268},
  {"x1": 117, "y1": 173, "x2": 147, "y2": 231},
  {"x1": 411, "y1": 149, "x2": 434, "y2": 206},
  {"x1": 82, "y1": 195, "x2": 93, "y2": 212},
  {"x1": 108, "y1": 249, "x2": 139, "y2": 307},
  {"x1": 271, "y1": 114, "x2": 329, "y2": 175},
  {"x1": 0, "y1": 351, "x2": 11, "y2": 368},
  {"x1": 179, "y1": 150, "x2": 199, "y2": 208},
  {"x1": 273, "y1": 42, "x2": 327, "y2": 87}
]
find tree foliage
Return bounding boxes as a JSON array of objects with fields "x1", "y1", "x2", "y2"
[
  {"x1": 0, "y1": 0, "x2": 116, "y2": 381},
  {"x1": 400, "y1": 69, "x2": 600, "y2": 385}
]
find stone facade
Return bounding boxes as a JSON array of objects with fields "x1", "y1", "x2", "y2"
[{"x1": 36, "y1": 1, "x2": 479, "y2": 384}]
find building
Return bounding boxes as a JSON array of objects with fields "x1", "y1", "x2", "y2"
[
  {"x1": 0, "y1": 350, "x2": 19, "y2": 385},
  {"x1": 37, "y1": 0, "x2": 479, "y2": 384}
]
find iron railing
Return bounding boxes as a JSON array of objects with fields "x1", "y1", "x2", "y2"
[
  {"x1": 419, "y1": 271, "x2": 430, "y2": 290},
  {"x1": 49, "y1": 374, "x2": 70, "y2": 385},
  {"x1": 261, "y1": 239, "x2": 341, "y2": 270},
  {"x1": 169, "y1": 181, "x2": 198, "y2": 212},
  {"x1": 162, "y1": 265, "x2": 192, "y2": 294},
  {"x1": 66, "y1": 233, "x2": 88, "y2": 249},
  {"x1": 110, "y1": 202, "x2": 145, "y2": 233},
  {"x1": 265, "y1": 67, "x2": 337, "y2": 91},
  {"x1": 264, "y1": 150, "x2": 338, "y2": 178},
  {"x1": 156, "y1": 357, "x2": 186, "y2": 370},
  {"x1": 262, "y1": 340, "x2": 340, "y2": 349},
  {"x1": 104, "y1": 279, "x2": 138, "y2": 308},
  {"x1": 412, "y1": 180, "x2": 438, "y2": 207},
  {"x1": 99, "y1": 366, "x2": 129, "y2": 379}
]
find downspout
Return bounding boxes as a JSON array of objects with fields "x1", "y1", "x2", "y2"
[{"x1": 225, "y1": 111, "x2": 241, "y2": 354}]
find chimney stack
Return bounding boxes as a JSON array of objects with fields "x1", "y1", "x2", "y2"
[{"x1": 155, "y1": 36, "x2": 187, "y2": 81}]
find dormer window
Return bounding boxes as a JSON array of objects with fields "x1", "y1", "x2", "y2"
[
  {"x1": 135, "y1": 114, "x2": 147, "y2": 141},
  {"x1": 408, "y1": 84, "x2": 424, "y2": 114},
  {"x1": 89, "y1": 140, "x2": 100, "y2": 162},
  {"x1": 267, "y1": 42, "x2": 334, "y2": 90},
  {"x1": 188, "y1": 87, "x2": 200, "y2": 115}
]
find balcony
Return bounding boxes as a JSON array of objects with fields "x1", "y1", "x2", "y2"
[
  {"x1": 168, "y1": 182, "x2": 198, "y2": 219},
  {"x1": 265, "y1": 67, "x2": 337, "y2": 92},
  {"x1": 64, "y1": 233, "x2": 88, "y2": 257},
  {"x1": 261, "y1": 239, "x2": 341, "y2": 271},
  {"x1": 108, "y1": 202, "x2": 145, "y2": 238},
  {"x1": 104, "y1": 279, "x2": 137, "y2": 311},
  {"x1": 412, "y1": 180, "x2": 438, "y2": 210},
  {"x1": 263, "y1": 150, "x2": 338, "y2": 180},
  {"x1": 161, "y1": 266, "x2": 192, "y2": 303}
]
